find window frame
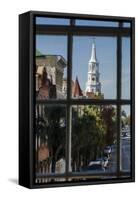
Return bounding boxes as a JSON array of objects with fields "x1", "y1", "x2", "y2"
[{"x1": 31, "y1": 11, "x2": 135, "y2": 188}]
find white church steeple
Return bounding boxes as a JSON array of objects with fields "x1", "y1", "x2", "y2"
[{"x1": 85, "y1": 40, "x2": 101, "y2": 95}]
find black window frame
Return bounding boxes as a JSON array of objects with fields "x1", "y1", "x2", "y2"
[{"x1": 19, "y1": 11, "x2": 135, "y2": 189}]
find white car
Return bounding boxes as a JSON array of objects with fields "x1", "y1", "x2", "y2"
[
  {"x1": 89, "y1": 157, "x2": 109, "y2": 168},
  {"x1": 88, "y1": 160, "x2": 101, "y2": 166},
  {"x1": 96, "y1": 157, "x2": 109, "y2": 168}
]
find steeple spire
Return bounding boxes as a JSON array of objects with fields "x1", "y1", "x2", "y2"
[
  {"x1": 85, "y1": 39, "x2": 101, "y2": 95},
  {"x1": 89, "y1": 38, "x2": 97, "y2": 63}
]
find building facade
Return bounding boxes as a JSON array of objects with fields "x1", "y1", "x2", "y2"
[{"x1": 36, "y1": 53, "x2": 67, "y2": 99}]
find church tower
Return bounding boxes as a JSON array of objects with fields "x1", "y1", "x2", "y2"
[{"x1": 85, "y1": 41, "x2": 101, "y2": 95}]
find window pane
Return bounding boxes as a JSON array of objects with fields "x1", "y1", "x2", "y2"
[
  {"x1": 71, "y1": 105, "x2": 117, "y2": 175},
  {"x1": 76, "y1": 20, "x2": 118, "y2": 27},
  {"x1": 123, "y1": 22, "x2": 131, "y2": 28},
  {"x1": 35, "y1": 35, "x2": 67, "y2": 99},
  {"x1": 121, "y1": 37, "x2": 130, "y2": 99},
  {"x1": 35, "y1": 104, "x2": 66, "y2": 183},
  {"x1": 36, "y1": 17, "x2": 70, "y2": 25},
  {"x1": 72, "y1": 36, "x2": 117, "y2": 99},
  {"x1": 120, "y1": 105, "x2": 131, "y2": 172}
]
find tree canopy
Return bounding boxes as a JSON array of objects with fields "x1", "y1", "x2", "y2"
[{"x1": 36, "y1": 104, "x2": 117, "y2": 173}]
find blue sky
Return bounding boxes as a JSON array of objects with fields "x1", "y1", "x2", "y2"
[
  {"x1": 122, "y1": 38, "x2": 130, "y2": 99},
  {"x1": 36, "y1": 17, "x2": 70, "y2": 25},
  {"x1": 36, "y1": 35, "x2": 130, "y2": 99},
  {"x1": 35, "y1": 17, "x2": 131, "y2": 117},
  {"x1": 72, "y1": 36, "x2": 117, "y2": 98},
  {"x1": 35, "y1": 17, "x2": 130, "y2": 28},
  {"x1": 75, "y1": 20, "x2": 118, "y2": 27}
]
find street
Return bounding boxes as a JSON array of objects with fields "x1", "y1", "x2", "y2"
[
  {"x1": 121, "y1": 136, "x2": 131, "y2": 171},
  {"x1": 109, "y1": 136, "x2": 130, "y2": 172}
]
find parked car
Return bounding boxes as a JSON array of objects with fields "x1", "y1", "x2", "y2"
[
  {"x1": 96, "y1": 157, "x2": 109, "y2": 168},
  {"x1": 89, "y1": 156, "x2": 109, "y2": 167},
  {"x1": 88, "y1": 160, "x2": 102, "y2": 166},
  {"x1": 102, "y1": 157, "x2": 109, "y2": 168}
]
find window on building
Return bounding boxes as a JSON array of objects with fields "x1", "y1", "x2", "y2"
[{"x1": 34, "y1": 15, "x2": 134, "y2": 185}]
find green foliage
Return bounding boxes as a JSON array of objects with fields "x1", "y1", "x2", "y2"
[
  {"x1": 36, "y1": 104, "x2": 117, "y2": 172},
  {"x1": 36, "y1": 105, "x2": 66, "y2": 172},
  {"x1": 72, "y1": 105, "x2": 116, "y2": 171}
]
